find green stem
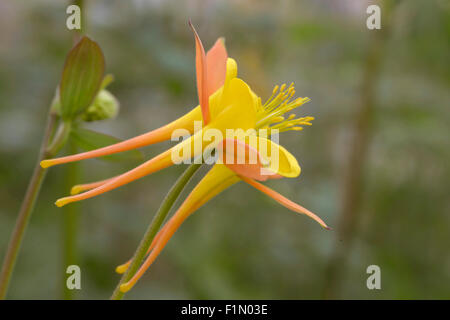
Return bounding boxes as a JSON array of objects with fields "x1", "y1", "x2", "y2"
[
  {"x1": 110, "y1": 163, "x2": 202, "y2": 300},
  {"x1": 60, "y1": 0, "x2": 85, "y2": 300},
  {"x1": 47, "y1": 121, "x2": 71, "y2": 155},
  {"x1": 0, "y1": 113, "x2": 70, "y2": 299}
]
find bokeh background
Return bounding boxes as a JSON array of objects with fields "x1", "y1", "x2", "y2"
[{"x1": 0, "y1": 0, "x2": 449, "y2": 299}]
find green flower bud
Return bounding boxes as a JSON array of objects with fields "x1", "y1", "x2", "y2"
[{"x1": 81, "y1": 89, "x2": 119, "y2": 122}]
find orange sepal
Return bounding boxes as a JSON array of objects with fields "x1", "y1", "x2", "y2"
[
  {"x1": 206, "y1": 38, "x2": 227, "y2": 96},
  {"x1": 241, "y1": 176, "x2": 331, "y2": 230},
  {"x1": 189, "y1": 21, "x2": 210, "y2": 125}
]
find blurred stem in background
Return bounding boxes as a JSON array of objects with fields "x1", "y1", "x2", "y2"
[
  {"x1": 111, "y1": 163, "x2": 202, "y2": 300},
  {"x1": 61, "y1": 0, "x2": 85, "y2": 300},
  {"x1": 62, "y1": 142, "x2": 80, "y2": 300},
  {"x1": 322, "y1": 0, "x2": 396, "y2": 299},
  {"x1": 0, "y1": 112, "x2": 70, "y2": 299}
]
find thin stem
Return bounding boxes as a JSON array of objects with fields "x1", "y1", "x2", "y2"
[
  {"x1": 60, "y1": 0, "x2": 85, "y2": 300},
  {"x1": 0, "y1": 112, "x2": 70, "y2": 299},
  {"x1": 47, "y1": 121, "x2": 71, "y2": 155},
  {"x1": 110, "y1": 163, "x2": 202, "y2": 300},
  {"x1": 0, "y1": 112, "x2": 54, "y2": 298}
]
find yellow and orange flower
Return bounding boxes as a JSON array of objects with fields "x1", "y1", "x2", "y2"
[{"x1": 41, "y1": 23, "x2": 330, "y2": 292}]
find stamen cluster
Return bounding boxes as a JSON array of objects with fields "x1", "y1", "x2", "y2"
[{"x1": 256, "y1": 83, "x2": 313, "y2": 133}]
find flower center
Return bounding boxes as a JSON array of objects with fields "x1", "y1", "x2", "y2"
[{"x1": 256, "y1": 83, "x2": 313, "y2": 133}]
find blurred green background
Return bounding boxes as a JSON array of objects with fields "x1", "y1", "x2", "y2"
[{"x1": 0, "y1": 0, "x2": 449, "y2": 299}]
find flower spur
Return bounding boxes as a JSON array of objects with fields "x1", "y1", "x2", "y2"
[{"x1": 41, "y1": 23, "x2": 330, "y2": 292}]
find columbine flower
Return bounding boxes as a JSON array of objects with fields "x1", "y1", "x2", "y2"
[{"x1": 41, "y1": 23, "x2": 330, "y2": 292}]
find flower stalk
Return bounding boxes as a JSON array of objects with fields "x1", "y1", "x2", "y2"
[
  {"x1": 110, "y1": 162, "x2": 202, "y2": 300},
  {"x1": 0, "y1": 111, "x2": 70, "y2": 299}
]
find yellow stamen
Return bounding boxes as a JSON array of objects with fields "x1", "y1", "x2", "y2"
[{"x1": 256, "y1": 83, "x2": 312, "y2": 133}]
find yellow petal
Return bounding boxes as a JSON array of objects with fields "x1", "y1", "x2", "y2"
[
  {"x1": 235, "y1": 135, "x2": 301, "y2": 178},
  {"x1": 224, "y1": 58, "x2": 237, "y2": 90},
  {"x1": 211, "y1": 77, "x2": 257, "y2": 130},
  {"x1": 208, "y1": 58, "x2": 237, "y2": 119},
  {"x1": 186, "y1": 164, "x2": 240, "y2": 212},
  {"x1": 259, "y1": 137, "x2": 300, "y2": 178}
]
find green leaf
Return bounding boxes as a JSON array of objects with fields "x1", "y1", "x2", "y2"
[
  {"x1": 70, "y1": 127, "x2": 143, "y2": 162},
  {"x1": 59, "y1": 36, "x2": 105, "y2": 120}
]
